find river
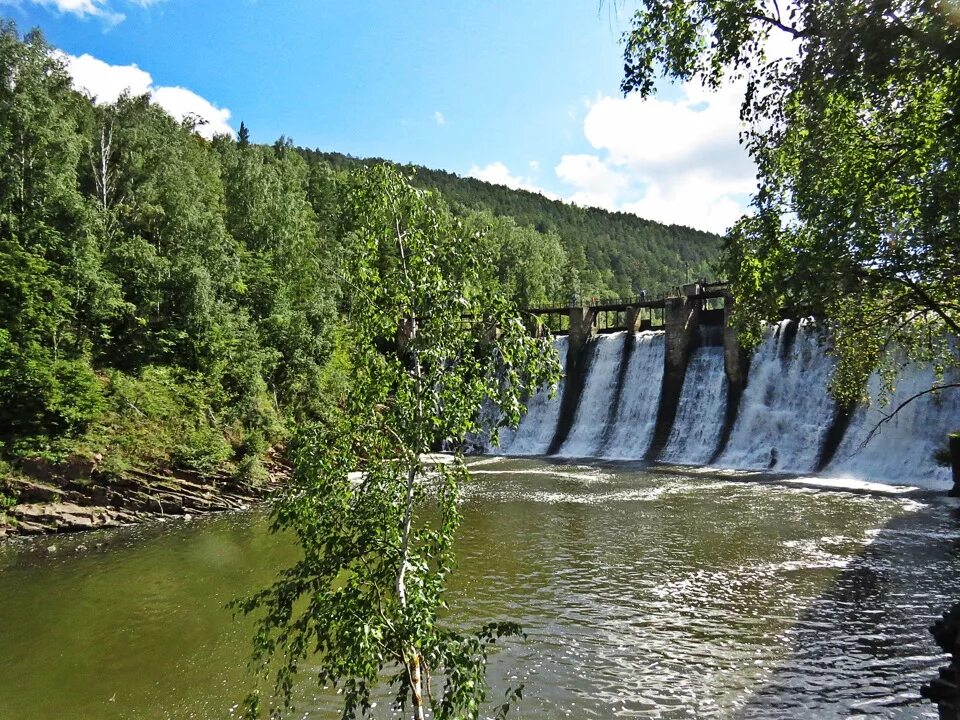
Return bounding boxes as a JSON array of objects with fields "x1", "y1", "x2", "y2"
[{"x1": 1, "y1": 457, "x2": 957, "y2": 719}]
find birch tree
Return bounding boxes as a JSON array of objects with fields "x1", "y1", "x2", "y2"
[{"x1": 233, "y1": 164, "x2": 561, "y2": 719}]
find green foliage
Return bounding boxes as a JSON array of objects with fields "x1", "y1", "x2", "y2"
[
  {"x1": 0, "y1": 330, "x2": 104, "y2": 458},
  {"x1": 300, "y1": 149, "x2": 722, "y2": 301},
  {"x1": 620, "y1": 0, "x2": 960, "y2": 406},
  {"x1": 84, "y1": 367, "x2": 229, "y2": 476},
  {"x1": 464, "y1": 211, "x2": 569, "y2": 307},
  {"x1": 0, "y1": 24, "x2": 341, "y2": 476},
  {"x1": 232, "y1": 166, "x2": 561, "y2": 719}
]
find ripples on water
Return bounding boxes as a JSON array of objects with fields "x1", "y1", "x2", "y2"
[{"x1": 0, "y1": 458, "x2": 957, "y2": 719}]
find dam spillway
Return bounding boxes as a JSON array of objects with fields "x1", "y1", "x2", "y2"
[{"x1": 488, "y1": 322, "x2": 960, "y2": 490}]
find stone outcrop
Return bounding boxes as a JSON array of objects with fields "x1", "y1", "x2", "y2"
[{"x1": 1, "y1": 461, "x2": 288, "y2": 538}]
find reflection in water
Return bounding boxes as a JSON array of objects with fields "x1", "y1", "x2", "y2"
[{"x1": 0, "y1": 458, "x2": 956, "y2": 719}]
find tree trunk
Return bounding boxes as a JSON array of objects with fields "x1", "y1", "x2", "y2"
[
  {"x1": 409, "y1": 651, "x2": 425, "y2": 720},
  {"x1": 397, "y1": 463, "x2": 424, "y2": 719}
]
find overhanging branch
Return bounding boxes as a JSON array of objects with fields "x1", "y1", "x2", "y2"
[{"x1": 860, "y1": 383, "x2": 960, "y2": 449}]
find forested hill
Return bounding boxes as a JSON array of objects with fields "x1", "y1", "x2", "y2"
[
  {"x1": 0, "y1": 23, "x2": 722, "y2": 496},
  {"x1": 300, "y1": 150, "x2": 723, "y2": 299}
]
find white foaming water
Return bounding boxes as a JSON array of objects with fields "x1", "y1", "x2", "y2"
[
  {"x1": 490, "y1": 321, "x2": 958, "y2": 494},
  {"x1": 660, "y1": 346, "x2": 727, "y2": 465},
  {"x1": 555, "y1": 333, "x2": 627, "y2": 457},
  {"x1": 716, "y1": 321, "x2": 838, "y2": 472},
  {"x1": 598, "y1": 331, "x2": 665, "y2": 460},
  {"x1": 826, "y1": 364, "x2": 960, "y2": 489},
  {"x1": 494, "y1": 336, "x2": 568, "y2": 455}
]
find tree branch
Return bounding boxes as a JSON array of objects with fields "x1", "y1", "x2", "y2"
[
  {"x1": 860, "y1": 383, "x2": 960, "y2": 449},
  {"x1": 747, "y1": 12, "x2": 808, "y2": 39}
]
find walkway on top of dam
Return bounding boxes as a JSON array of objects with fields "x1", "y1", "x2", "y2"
[
  {"x1": 522, "y1": 281, "x2": 729, "y2": 334},
  {"x1": 523, "y1": 282, "x2": 728, "y2": 315}
]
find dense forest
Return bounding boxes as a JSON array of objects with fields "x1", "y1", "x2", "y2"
[
  {"x1": 303, "y1": 149, "x2": 721, "y2": 300},
  {"x1": 0, "y1": 24, "x2": 720, "y2": 482}
]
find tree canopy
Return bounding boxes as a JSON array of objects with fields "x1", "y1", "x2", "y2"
[
  {"x1": 621, "y1": 0, "x2": 960, "y2": 404},
  {"x1": 300, "y1": 149, "x2": 723, "y2": 301}
]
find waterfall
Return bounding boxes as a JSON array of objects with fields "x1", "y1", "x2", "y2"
[
  {"x1": 714, "y1": 321, "x2": 837, "y2": 473},
  {"x1": 597, "y1": 332, "x2": 665, "y2": 460},
  {"x1": 494, "y1": 336, "x2": 568, "y2": 456},
  {"x1": 659, "y1": 345, "x2": 727, "y2": 465},
  {"x1": 485, "y1": 321, "x2": 958, "y2": 491},
  {"x1": 826, "y1": 364, "x2": 960, "y2": 488},
  {"x1": 555, "y1": 333, "x2": 630, "y2": 458}
]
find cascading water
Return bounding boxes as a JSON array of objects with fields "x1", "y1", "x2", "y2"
[
  {"x1": 659, "y1": 344, "x2": 727, "y2": 465},
  {"x1": 494, "y1": 336, "x2": 568, "y2": 456},
  {"x1": 715, "y1": 321, "x2": 838, "y2": 473},
  {"x1": 555, "y1": 333, "x2": 629, "y2": 458},
  {"x1": 826, "y1": 364, "x2": 960, "y2": 488},
  {"x1": 488, "y1": 320, "x2": 958, "y2": 491},
  {"x1": 597, "y1": 331, "x2": 665, "y2": 460}
]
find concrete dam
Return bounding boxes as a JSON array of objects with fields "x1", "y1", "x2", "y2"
[{"x1": 492, "y1": 289, "x2": 960, "y2": 490}]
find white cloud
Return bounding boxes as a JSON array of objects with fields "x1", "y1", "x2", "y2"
[
  {"x1": 22, "y1": 0, "x2": 169, "y2": 24},
  {"x1": 467, "y1": 161, "x2": 558, "y2": 200},
  {"x1": 62, "y1": 52, "x2": 151, "y2": 100},
  {"x1": 63, "y1": 52, "x2": 233, "y2": 138},
  {"x1": 555, "y1": 154, "x2": 629, "y2": 211},
  {"x1": 151, "y1": 86, "x2": 233, "y2": 137},
  {"x1": 622, "y1": 171, "x2": 751, "y2": 235},
  {"x1": 30, "y1": 0, "x2": 124, "y2": 23},
  {"x1": 551, "y1": 82, "x2": 757, "y2": 233},
  {"x1": 433, "y1": 111, "x2": 445, "y2": 126}
]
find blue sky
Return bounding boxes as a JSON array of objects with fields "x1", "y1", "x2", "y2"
[{"x1": 0, "y1": 0, "x2": 760, "y2": 232}]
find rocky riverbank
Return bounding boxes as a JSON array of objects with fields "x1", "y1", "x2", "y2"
[{"x1": 0, "y1": 458, "x2": 288, "y2": 538}]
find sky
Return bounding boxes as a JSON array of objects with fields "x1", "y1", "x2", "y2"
[{"x1": 0, "y1": 0, "x2": 760, "y2": 233}]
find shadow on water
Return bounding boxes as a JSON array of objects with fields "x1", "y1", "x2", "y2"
[{"x1": 733, "y1": 498, "x2": 960, "y2": 720}]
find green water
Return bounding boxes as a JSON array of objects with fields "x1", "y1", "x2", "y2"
[{"x1": 1, "y1": 458, "x2": 957, "y2": 719}]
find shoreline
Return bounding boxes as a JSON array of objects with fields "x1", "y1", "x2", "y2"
[{"x1": 0, "y1": 462, "x2": 288, "y2": 539}]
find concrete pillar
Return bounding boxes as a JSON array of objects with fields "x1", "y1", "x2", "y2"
[
  {"x1": 647, "y1": 296, "x2": 700, "y2": 460},
  {"x1": 722, "y1": 295, "x2": 748, "y2": 390},
  {"x1": 625, "y1": 306, "x2": 642, "y2": 333},
  {"x1": 567, "y1": 306, "x2": 596, "y2": 356},
  {"x1": 950, "y1": 434, "x2": 960, "y2": 497},
  {"x1": 664, "y1": 296, "x2": 700, "y2": 372},
  {"x1": 548, "y1": 306, "x2": 596, "y2": 455}
]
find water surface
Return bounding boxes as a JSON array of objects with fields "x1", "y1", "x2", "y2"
[{"x1": 0, "y1": 458, "x2": 956, "y2": 719}]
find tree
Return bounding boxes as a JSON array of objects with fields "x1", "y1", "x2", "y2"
[
  {"x1": 215, "y1": 134, "x2": 339, "y2": 423},
  {"x1": 232, "y1": 165, "x2": 561, "y2": 719},
  {"x1": 462, "y1": 210, "x2": 570, "y2": 308},
  {"x1": 619, "y1": 0, "x2": 960, "y2": 406}
]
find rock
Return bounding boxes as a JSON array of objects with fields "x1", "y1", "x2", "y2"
[
  {"x1": 64, "y1": 454, "x2": 96, "y2": 482},
  {"x1": 15, "y1": 520, "x2": 49, "y2": 535},
  {"x1": 12, "y1": 503, "x2": 105, "y2": 532},
  {"x1": 923, "y1": 602, "x2": 960, "y2": 718},
  {"x1": 88, "y1": 486, "x2": 108, "y2": 506},
  {"x1": 20, "y1": 457, "x2": 55, "y2": 482},
  {"x1": 7, "y1": 478, "x2": 63, "y2": 504},
  {"x1": 75, "y1": 544, "x2": 87, "y2": 552},
  {"x1": 47, "y1": 545, "x2": 57, "y2": 553}
]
